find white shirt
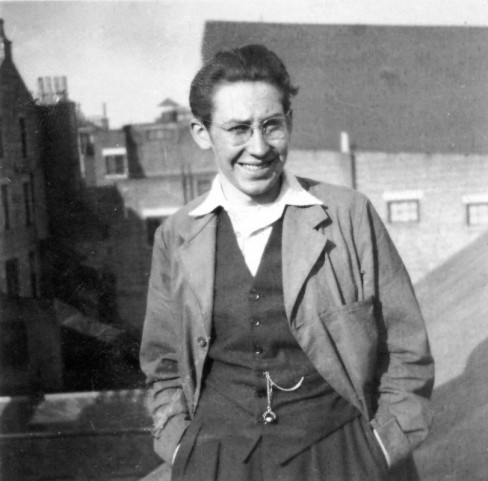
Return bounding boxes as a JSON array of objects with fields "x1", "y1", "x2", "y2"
[{"x1": 189, "y1": 169, "x2": 323, "y2": 275}]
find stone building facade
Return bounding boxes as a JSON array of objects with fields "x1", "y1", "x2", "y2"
[
  {"x1": 0, "y1": 20, "x2": 48, "y2": 299},
  {"x1": 0, "y1": 20, "x2": 62, "y2": 395}
]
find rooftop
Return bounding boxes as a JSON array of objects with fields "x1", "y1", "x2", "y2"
[{"x1": 203, "y1": 21, "x2": 488, "y2": 154}]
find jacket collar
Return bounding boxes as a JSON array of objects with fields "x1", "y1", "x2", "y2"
[{"x1": 175, "y1": 194, "x2": 330, "y2": 336}]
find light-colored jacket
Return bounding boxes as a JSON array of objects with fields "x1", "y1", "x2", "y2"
[{"x1": 140, "y1": 179, "x2": 434, "y2": 474}]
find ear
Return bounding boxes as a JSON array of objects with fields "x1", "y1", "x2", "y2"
[{"x1": 190, "y1": 118, "x2": 212, "y2": 150}]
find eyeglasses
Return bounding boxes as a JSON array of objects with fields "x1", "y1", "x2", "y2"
[{"x1": 204, "y1": 112, "x2": 291, "y2": 146}]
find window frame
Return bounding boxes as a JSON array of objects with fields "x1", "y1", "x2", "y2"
[
  {"x1": 1, "y1": 183, "x2": 10, "y2": 230},
  {"x1": 19, "y1": 117, "x2": 27, "y2": 158},
  {"x1": 466, "y1": 202, "x2": 488, "y2": 226},
  {"x1": 5, "y1": 257, "x2": 20, "y2": 298},
  {"x1": 387, "y1": 199, "x2": 420, "y2": 224}
]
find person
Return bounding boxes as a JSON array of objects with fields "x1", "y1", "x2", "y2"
[{"x1": 140, "y1": 44, "x2": 434, "y2": 481}]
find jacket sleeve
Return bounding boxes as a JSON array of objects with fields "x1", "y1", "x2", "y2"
[
  {"x1": 357, "y1": 199, "x2": 435, "y2": 467},
  {"x1": 140, "y1": 225, "x2": 191, "y2": 464}
]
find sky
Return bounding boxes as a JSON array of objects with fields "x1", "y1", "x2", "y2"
[{"x1": 1, "y1": 0, "x2": 487, "y2": 128}]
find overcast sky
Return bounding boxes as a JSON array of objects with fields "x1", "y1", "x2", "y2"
[{"x1": 1, "y1": 0, "x2": 487, "y2": 128}]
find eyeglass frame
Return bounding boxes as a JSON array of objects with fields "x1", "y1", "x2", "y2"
[{"x1": 202, "y1": 111, "x2": 292, "y2": 146}]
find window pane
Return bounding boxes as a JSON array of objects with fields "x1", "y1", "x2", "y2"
[
  {"x1": 467, "y1": 203, "x2": 488, "y2": 225},
  {"x1": 388, "y1": 200, "x2": 419, "y2": 223},
  {"x1": 19, "y1": 117, "x2": 27, "y2": 158},
  {"x1": 105, "y1": 155, "x2": 126, "y2": 175},
  {"x1": 6, "y1": 258, "x2": 20, "y2": 297}
]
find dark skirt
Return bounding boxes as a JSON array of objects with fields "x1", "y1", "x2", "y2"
[{"x1": 171, "y1": 415, "x2": 396, "y2": 481}]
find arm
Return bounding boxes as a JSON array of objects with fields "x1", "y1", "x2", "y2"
[
  {"x1": 357, "y1": 199, "x2": 434, "y2": 467},
  {"x1": 140, "y1": 225, "x2": 191, "y2": 463}
]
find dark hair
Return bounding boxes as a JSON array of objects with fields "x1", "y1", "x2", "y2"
[{"x1": 189, "y1": 44, "x2": 298, "y2": 123}]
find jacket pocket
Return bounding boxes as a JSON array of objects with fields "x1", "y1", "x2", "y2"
[{"x1": 319, "y1": 296, "x2": 379, "y2": 398}]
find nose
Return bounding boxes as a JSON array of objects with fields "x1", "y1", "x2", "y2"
[{"x1": 245, "y1": 127, "x2": 270, "y2": 157}]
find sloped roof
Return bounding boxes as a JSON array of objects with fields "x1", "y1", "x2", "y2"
[
  {"x1": 158, "y1": 98, "x2": 180, "y2": 108},
  {"x1": 415, "y1": 229, "x2": 488, "y2": 386},
  {"x1": 202, "y1": 21, "x2": 488, "y2": 154}
]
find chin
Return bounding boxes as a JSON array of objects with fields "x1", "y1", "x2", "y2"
[{"x1": 242, "y1": 180, "x2": 281, "y2": 202}]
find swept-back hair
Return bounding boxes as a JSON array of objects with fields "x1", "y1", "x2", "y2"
[{"x1": 189, "y1": 44, "x2": 298, "y2": 123}]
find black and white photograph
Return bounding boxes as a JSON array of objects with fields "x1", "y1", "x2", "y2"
[{"x1": 0, "y1": 1, "x2": 487, "y2": 480}]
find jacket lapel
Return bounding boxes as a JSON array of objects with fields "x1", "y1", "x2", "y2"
[
  {"x1": 176, "y1": 212, "x2": 217, "y2": 337},
  {"x1": 282, "y1": 204, "x2": 330, "y2": 322},
  {"x1": 282, "y1": 204, "x2": 363, "y2": 412}
]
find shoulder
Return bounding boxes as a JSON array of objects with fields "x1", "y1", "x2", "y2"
[
  {"x1": 297, "y1": 177, "x2": 370, "y2": 214},
  {"x1": 155, "y1": 192, "x2": 211, "y2": 243}
]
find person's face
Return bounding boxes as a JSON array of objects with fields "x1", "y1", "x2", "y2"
[{"x1": 191, "y1": 81, "x2": 292, "y2": 204}]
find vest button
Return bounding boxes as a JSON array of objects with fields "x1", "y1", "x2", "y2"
[
  {"x1": 249, "y1": 289, "x2": 261, "y2": 301},
  {"x1": 197, "y1": 337, "x2": 207, "y2": 348},
  {"x1": 254, "y1": 346, "x2": 263, "y2": 355},
  {"x1": 250, "y1": 318, "x2": 260, "y2": 327}
]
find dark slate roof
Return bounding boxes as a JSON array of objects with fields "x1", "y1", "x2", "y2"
[{"x1": 202, "y1": 21, "x2": 488, "y2": 154}]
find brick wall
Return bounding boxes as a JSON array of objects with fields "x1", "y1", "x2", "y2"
[
  {"x1": 0, "y1": 55, "x2": 47, "y2": 297},
  {"x1": 288, "y1": 150, "x2": 488, "y2": 282}
]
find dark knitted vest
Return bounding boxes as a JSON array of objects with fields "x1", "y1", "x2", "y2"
[{"x1": 196, "y1": 209, "x2": 359, "y2": 463}]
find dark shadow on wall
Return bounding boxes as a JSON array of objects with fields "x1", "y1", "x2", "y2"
[{"x1": 414, "y1": 337, "x2": 488, "y2": 481}]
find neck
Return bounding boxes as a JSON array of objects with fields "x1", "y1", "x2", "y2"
[{"x1": 219, "y1": 176, "x2": 283, "y2": 209}]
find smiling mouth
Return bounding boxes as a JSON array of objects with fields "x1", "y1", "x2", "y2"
[{"x1": 237, "y1": 159, "x2": 275, "y2": 171}]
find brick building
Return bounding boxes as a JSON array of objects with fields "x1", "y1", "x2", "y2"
[
  {"x1": 203, "y1": 21, "x2": 488, "y2": 281},
  {"x1": 0, "y1": 19, "x2": 63, "y2": 395},
  {"x1": 73, "y1": 99, "x2": 216, "y2": 329},
  {"x1": 0, "y1": 20, "x2": 48, "y2": 299}
]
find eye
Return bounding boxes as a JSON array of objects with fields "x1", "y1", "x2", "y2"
[
  {"x1": 263, "y1": 118, "x2": 284, "y2": 133},
  {"x1": 228, "y1": 124, "x2": 250, "y2": 135}
]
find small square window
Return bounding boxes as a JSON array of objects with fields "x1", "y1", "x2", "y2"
[
  {"x1": 388, "y1": 200, "x2": 420, "y2": 223},
  {"x1": 105, "y1": 154, "x2": 126, "y2": 175},
  {"x1": 467, "y1": 203, "x2": 488, "y2": 226}
]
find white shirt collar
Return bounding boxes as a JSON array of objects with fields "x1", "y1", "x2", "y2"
[{"x1": 189, "y1": 169, "x2": 323, "y2": 217}]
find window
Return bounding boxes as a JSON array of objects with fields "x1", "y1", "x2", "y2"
[
  {"x1": 387, "y1": 200, "x2": 420, "y2": 223},
  {"x1": 1, "y1": 184, "x2": 10, "y2": 230},
  {"x1": 23, "y1": 181, "x2": 32, "y2": 226},
  {"x1": 30, "y1": 173, "x2": 35, "y2": 209},
  {"x1": 29, "y1": 251, "x2": 38, "y2": 297},
  {"x1": 102, "y1": 147, "x2": 127, "y2": 177},
  {"x1": 105, "y1": 154, "x2": 126, "y2": 175},
  {"x1": 6, "y1": 258, "x2": 20, "y2": 298},
  {"x1": 146, "y1": 217, "x2": 166, "y2": 246},
  {"x1": 19, "y1": 117, "x2": 27, "y2": 158},
  {"x1": 467, "y1": 203, "x2": 488, "y2": 226},
  {"x1": 80, "y1": 133, "x2": 95, "y2": 156}
]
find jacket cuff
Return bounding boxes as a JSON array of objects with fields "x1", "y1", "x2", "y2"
[
  {"x1": 370, "y1": 416, "x2": 410, "y2": 468},
  {"x1": 153, "y1": 415, "x2": 190, "y2": 464}
]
